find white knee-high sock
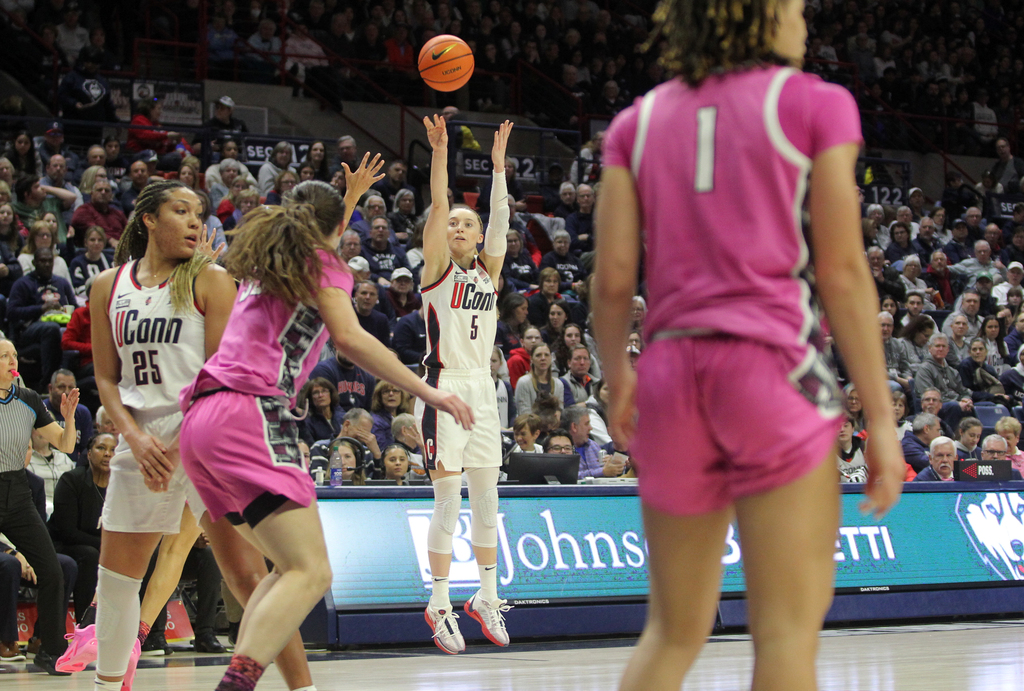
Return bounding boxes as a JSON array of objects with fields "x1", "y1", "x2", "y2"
[{"x1": 95, "y1": 566, "x2": 142, "y2": 679}]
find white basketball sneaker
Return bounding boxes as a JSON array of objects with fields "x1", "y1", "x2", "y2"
[
  {"x1": 464, "y1": 591, "x2": 512, "y2": 647},
  {"x1": 424, "y1": 605, "x2": 465, "y2": 655}
]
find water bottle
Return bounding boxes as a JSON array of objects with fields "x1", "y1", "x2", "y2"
[{"x1": 329, "y1": 450, "x2": 345, "y2": 486}]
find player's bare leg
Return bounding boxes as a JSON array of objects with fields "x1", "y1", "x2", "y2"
[
  {"x1": 138, "y1": 506, "x2": 203, "y2": 644},
  {"x1": 617, "y1": 506, "x2": 731, "y2": 691},
  {"x1": 202, "y1": 514, "x2": 315, "y2": 690},
  {"x1": 735, "y1": 451, "x2": 840, "y2": 691}
]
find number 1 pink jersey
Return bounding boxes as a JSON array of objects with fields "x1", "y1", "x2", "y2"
[{"x1": 603, "y1": 67, "x2": 862, "y2": 357}]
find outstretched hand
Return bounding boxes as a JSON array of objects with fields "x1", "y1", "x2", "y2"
[
  {"x1": 60, "y1": 388, "x2": 80, "y2": 420},
  {"x1": 197, "y1": 224, "x2": 225, "y2": 261},
  {"x1": 424, "y1": 114, "x2": 448, "y2": 150},
  {"x1": 491, "y1": 120, "x2": 513, "y2": 169},
  {"x1": 342, "y1": 152, "x2": 386, "y2": 200}
]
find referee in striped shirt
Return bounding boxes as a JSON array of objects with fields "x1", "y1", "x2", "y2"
[{"x1": 0, "y1": 339, "x2": 79, "y2": 675}]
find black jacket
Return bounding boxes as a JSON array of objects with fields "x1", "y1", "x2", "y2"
[{"x1": 48, "y1": 466, "x2": 105, "y2": 550}]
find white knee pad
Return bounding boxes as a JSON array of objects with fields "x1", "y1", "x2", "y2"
[
  {"x1": 95, "y1": 566, "x2": 142, "y2": 678},
  {"x1": 427, "y1": 476, "x2": 463, "y2": 554},
  {"x1": 467, "y1": 467, "x2": 500, "y2": 549}
]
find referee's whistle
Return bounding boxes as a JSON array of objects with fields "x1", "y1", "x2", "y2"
[{"x1": 9, "y1": 370, "x2": 18, "y2": 377}]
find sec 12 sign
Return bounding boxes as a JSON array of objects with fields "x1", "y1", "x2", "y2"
[{"x1": 316, "y1": 490, "x2": 1024, "y2": 609}]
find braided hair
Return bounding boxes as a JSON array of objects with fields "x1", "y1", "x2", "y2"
[
  {"x1": 647, "y1": 0, "x2": 783, "y2": 86},
  {"x1": 115, "y1": 179, "x2": 211, "y2": 314}
]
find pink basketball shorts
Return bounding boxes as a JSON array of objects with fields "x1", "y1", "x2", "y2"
[
  {"x1": 179, "y1": 389, "x2": 316, "y2": 525},
  {"x1": 631, "y1": 334, "x2": 843, "y2": 516}
]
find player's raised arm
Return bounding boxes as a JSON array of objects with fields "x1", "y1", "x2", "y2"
[
  {"x1": 421, "y1": 114, "x2": 452, "y2": 286},
  {"x1": 342, "y1": 153, "x2": 386, "y2": 229},
  {"x1": 479, "y1": 120, "x2": 514, "y2": 278}
]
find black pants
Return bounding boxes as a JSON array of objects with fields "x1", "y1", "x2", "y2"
[
  {"x1": 0, "y1": 470, "x2": 66, "y2": 655},
  {"x1": 59, "y1": 544, "x2": 99, "y2": 624},
  {"x1": 180, "y1": 546, "x2": 222, "y2": 635},
  {"x1": 16, "y1": 321, "x2": 62, "y2": 391}
]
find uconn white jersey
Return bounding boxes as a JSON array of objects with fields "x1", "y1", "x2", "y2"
[
  {"x1": 108, "y1": 261, "x2": 206, "y2": 411},
  {"x1": 421, "y1": 257, "x2": 497, "y2": 370}
]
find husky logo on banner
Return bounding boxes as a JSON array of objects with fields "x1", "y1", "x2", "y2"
[{"x1": 956, "y1": 493, "x2": 1024, "y2": 580}]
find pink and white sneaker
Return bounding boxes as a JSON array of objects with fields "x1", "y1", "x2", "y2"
[
  {"x1": 464, "y1": 591, "x2": 512, "y2": 647},
  {"x1": 55, "y1": 624, "x2": 97, "y2": 673},
  {"x1": 121, "y1": 639, "x2": 142, "y2": 690}
]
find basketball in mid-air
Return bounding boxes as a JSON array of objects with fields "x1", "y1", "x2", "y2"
[{"x1": 418, "y1": 35, "x2": 474, "y2": 92}]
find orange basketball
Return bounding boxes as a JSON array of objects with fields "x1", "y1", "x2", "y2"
[{"x1": 418, "y1": 34, "x2": 474, "y2": 92}]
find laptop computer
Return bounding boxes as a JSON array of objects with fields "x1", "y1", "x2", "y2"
[{"x1": 954, "y1": 460, "x2": 1015, "y2": 481}]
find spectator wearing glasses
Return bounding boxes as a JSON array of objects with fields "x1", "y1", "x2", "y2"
[
  {"x1": 979, "y1": 434, "x2": 1024, "y2": 480},
  {"x1": 995, "y1": 416, "x2": 1024, "y2": 475},
  {"x1": 542, "y1": 429, "x2": 574, "y2": 455}
]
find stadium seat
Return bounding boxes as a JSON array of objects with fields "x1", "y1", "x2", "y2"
[
  {"x1": 463, "y1": 191, "x2": 479, "y2": 209},
  {"x1": 1013, "y1": 406, "x2": 1024, "y2": 424},
  {"x1": 525, "y1": 195, "x2": 545, "y2": 214},
  {"x1": 925, "y1": 310, "x2": 951, "y2": 326},
  {"x1": 973, "y1": 401, "x2": 1009, "y2": 428}
]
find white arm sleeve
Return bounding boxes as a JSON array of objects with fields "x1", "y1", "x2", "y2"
[{"x1": 483, "y1": 171, "x2": 509, "y2": 256}]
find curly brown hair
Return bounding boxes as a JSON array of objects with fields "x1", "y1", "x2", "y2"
[{"x1": 646, "y1": 0, "x2": 783, "y2": 86}]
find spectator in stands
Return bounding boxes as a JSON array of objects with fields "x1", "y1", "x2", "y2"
[
  {"x1": 8, "y1": 247, "x2": 74, "y2": 388},
  {"x1": 883, "y1": 221, "x2": 913, "y2": 265},
  {"x1": 265, "y1": 168, "x2": 299, "y2": 205},
  {"x1": 915, "y1": 333, "x2": 975, "y2": 414},
  {"x1": 387, "y1": 188, "x2": 417, "y2": 244},
  {"x1": 511, "y1": 413, "x2": 543, "y2": 453},
  {"x1": 995, "y1": 417, "x2": 1024, "y2": 474},
  {"x1": 362, "y1": 215, "x2": 410, "y2": 283},
  {"x1": 943, "y1": 288, "x2": 984, "y2": 339},
  {"x1": 12, "y1": 176, "x2": 74, "y2": 244},
  {"x1": 244, "y1": 18, "x2": 283, "y2": 83},
  {"x1": 843, "y1": 383, "x2": 865, "y2": 434},
  {"x1": 300, "y1": 141, "x2": 330, "y2": 182},
  {"x1": 20, "y1": 219, "x2": 71, "y2": 284},
  {"x1": 943, "y1": 220, "x2": 974, "y2": 266},
  {"x1": 118, "y1": 160, "x2": 149, "y2": 215},
  {"x1": 1006, "y1": 312, "x2": 1024, "y2": 357},
  {"x1": 560, "y1": 344, "x2": 593, "y2": 407},
  {"x1": 542, "y1": 429, "x2": 574, "y2": 455},
  {"x1": 331, "y1": 135, "x2": 358, "y2": 175},
  {"x1": 1000, "y1": 227, "x2": 1024, "y2": 270},
  {"x1": 371, "y1": 380, "x2": 411, "y2": 450},
  {"x1": 205, "y1": 96, "x2": 249, "y2": 138},
  {"x1": 349, "y1": 195, "x2": 387, "y2": 239},
  {"x1": 540, "y1": 230, "x2": 587, "y2": 293},
  {"x1": 125, "y1": 99, "x2": 187, "y2": 170},
  {"x1": 48, "y1": 431, "x2": 113, "y2": 625},
  {"x1": 835, "y1": 415, "x2": 868, "y2": 483},
  {"x1": 541, "y1": 300, "x2": 570, "y2": 348},
  {"x1": 78, "y1": 166, "x2": 112, "y2": 208},
  {"x1": 898, "y1": 290, "x2": 926, "y2": 329},
  {"x1": 3, "y1": 131, "x2": 41, "y2": 181},
  {"x1": 176, "y1": 158, "x2": 201, "y2": 191},
  {"x1": 923, "y1": 249, "x2": 964, "y2": 307},
  {"x1": 0, "y1": 203, "x2": 23, "y2": 295},
  {"x1": 488, "y1": 347, "x2": 515, "y2": 429},
  {"x1": 380, "y1": 444, "x2": 412, "y2": 484},
  {"x1": 911, "y1": 216, "x2": 942, "y2": 259},
  {"x1": 39, "y1": 155, "x2": 82, "y2": 225},
  {"x1": 565, "y1": 183, "x2": 594, "y2": 254},
  {"x1": 385, "y1": 267, "x2": 420, "y2": 319},
  {"x1": 502, "y1": 229, "x2": 538, "y2": 292},
  {"x1": 338, "y1": 407, "x2": 382, "y2": 472},
  {"x1": 507, "y1": 326, "x2": 542, "y2": 389},
  {"x1": 554, "y1": 182, "x2": 577, "y2": 219},
  {"x1": 868, "y1": 246, "x2": 905, "y2": 302},
  {"x1": 979, "y1": 434, "x2": 1024, "y2": 480},
  {"x1": 339, "y1": 229, "x2": 362, "y2": 264},
  {"x1": 102, "y1": 137, "x2": 127, "y2": 182},
  {"x1": 207, "y1": 157, "x2": 241, "y2": 209},
  {"x1": 945, "y1": 315, "x2": 972, "y2": 367},
  {"x1": 980, "y1": 315, "x2": 1008, "y2": 368},
  {"x1": 54, "y1": 3, "x2": 88, "y2": 64},
  {"x1": 370, "y1": 160, "x2": 416, "y2": 213},
  {"x1": 899, "y1": 314, "x2": 936, "y2": 375},
  {"x1": 222, "y1": 187, "x2": 259, "y2": 231},
  {"x1": 60, "y1": 291, "x2": 94, "y2": 397},
  {"x1": 284, "y1": 22, "x2": 340, "y2": 106},
  {"x1": 994, "y1": 262, "x2": 1024, "y2": 306},
  {"x1": 880, "y1": 312, "x2": 911, "y2": 392},
  {"x1": 913, "y1": 436, "x2": 956, "y2": 482},
  {"x1": 257, "y1": 141, "x2": 293, "y2": 194},
  {"x1": 70, "y1": 178, "x2": 126, "y2": 248},
  {"x1": 309, "y1": 350, "x2": 374, "y2": 412},
  {"x1": 42, "y1": 369, "x2": 92, "y2": 466},
  {"x1": 34, "y1": 122, "x2": 80, "y2": 179},
  {"x1": 393, "y1": 304, "x2": 426, "y2": 366},
  {"x1": 515, "y1": 342, "x2": 563, "y2": 416},
  {"x1": 984, "y1": 223, "x2": 1004, "y2": 257},
  {"x1": 353, "y1": 280, "x2": 391, "y2": 347},
  {"x1": 496, "y1": 292, "x2": 528, "y2": 358},
  {"x1": 346, "y1": 256, "x2": 396, "y2": 322},
  {"x1": 899, "y1": 256, "x2": 937, "y2": 307},
  {"x1": 563, "y1": 405, "x2": 621, "y2": 479},
  {"x1": 297, "y1": 377, "x2": 343, "y2": 446},
  {"x1": 954, "y1": 417, "x2": 983, "y2": 461},
  {"x1": 204, "y1": 139, "x2": 256, "y2": 191},
  {"x1": 58, "y1": 46, "x2": 117, "y2": 149},
  {"x1": 27, "y1": 424, "x2": 74, "y2": 515},
  {"x1": 480, "y1": 155, "x2": 526, "y2": 213},
  {"x1": 902, "y1": 412, "x2": 941, "y2": 473}
]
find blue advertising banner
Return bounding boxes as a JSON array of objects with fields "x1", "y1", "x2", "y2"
[{"x1": 318, "y1": 488, "x2": 1024, "y2": 610}]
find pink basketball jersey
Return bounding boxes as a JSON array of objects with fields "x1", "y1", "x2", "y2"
[{"x1": 603, "y1": 67, "x2": 862, "y2": 355}]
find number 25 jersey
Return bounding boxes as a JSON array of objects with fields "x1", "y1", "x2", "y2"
[
  {"x1": 108, "y1": 261, "x2": 206, "y2": 411},
  {"x1": 421, "y1": 257, "x2": 497, "y2": 371}
]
